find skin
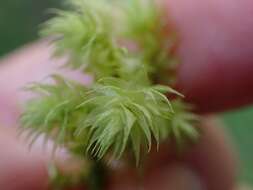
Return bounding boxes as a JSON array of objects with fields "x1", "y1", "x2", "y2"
[{"x1": 0, "y1": 0, "x2": 253, "y2": 189}]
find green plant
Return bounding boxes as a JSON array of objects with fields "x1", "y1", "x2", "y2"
[{"x1": 21, "y1": 0, "x2": 199, "y2": 189}]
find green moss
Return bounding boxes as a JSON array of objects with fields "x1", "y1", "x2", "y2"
[{"x1": 21, "y1": 0, "x2": 199, "y2": 188}]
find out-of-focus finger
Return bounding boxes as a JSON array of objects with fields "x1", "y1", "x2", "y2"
[
  {"x1": 143, "y1": 116, "x2": 236, "y2": 190},
  {"x1": 0, "y1": 40, "x2": 91, "y2": 127},
  {"x1": 0, "y1": 126, "x2": 87, "y2": 190},
  {"x1": 0, "y1": 126, "x2": 48, "y2": 190},
  {"x1": 162, "y1": 0, "x2": 253, "y2": 113},
  {"x1": 108, "y1": 165, "x2": 204, "y2": 190}
]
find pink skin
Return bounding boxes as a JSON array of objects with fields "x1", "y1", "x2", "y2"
[
  {"x1": 166, "y1": 0, "x2": 253, "y2": 112},
  {"x1": 1, "y1": 0, "x2": 253, "y2": 189},
  {"x1": 0, "y1": 41, "x2": 92, "y2": 127}
]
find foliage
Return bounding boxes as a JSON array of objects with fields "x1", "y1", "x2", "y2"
[{"x1": 22, "y1": 0, "x2": 199, "y2": 164}]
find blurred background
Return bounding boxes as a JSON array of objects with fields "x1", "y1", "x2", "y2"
[{"x1": 0, "y1": 0, "x2": 252, "y2": 187}]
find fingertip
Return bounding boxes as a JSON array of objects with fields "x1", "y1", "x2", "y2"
[{"x1": 163, "y1": 0, "x2": 253, "y2": 113}]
